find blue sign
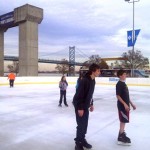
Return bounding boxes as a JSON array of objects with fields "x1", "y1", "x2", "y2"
[
  {"x1": 0, "y1": 11, "x2": 14, "y2": 27},
  {"x1": 127, "y1": 30, "x2": 133, "y2": 47},
  {"x1": 109, "y1": 77, "x2": 119, "y2": 82},
  {"x1": 127, "y1": 29, "x2": 141, "y2": 47}
]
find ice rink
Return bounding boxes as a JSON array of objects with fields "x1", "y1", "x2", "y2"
[{"x1": 0, "y1": 83, "x2": 150, "y2": 150}]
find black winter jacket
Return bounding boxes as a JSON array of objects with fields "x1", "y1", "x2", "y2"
[{"x1": 73, "y1": 74, "x2": 95, "y2": 110}]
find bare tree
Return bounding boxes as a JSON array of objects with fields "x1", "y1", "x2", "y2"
[
  {"x1": 121, "y1": 50, "x2": 149, "y2": 69},
  {"x1": 88, "y1": 55, "x2": 101, "y2": 65},
  {"x1": 7, "y1": 61, "x2": 19, "y2": 75},
  {"x1": 100, "y1": 59, "x2": 109, "y2": 69},
  {"x1": 7, "y1": 64, "x2": 14, "y2": 72},
  {"x1": 55, "y1": 59, "x2": 69, "y2": 75},
  {"x1": 113, "y1": 60, "x2": 122, "y2": 69},
  {"x1": 84, "y1": 55, "x2": 109, "y2": 69}
]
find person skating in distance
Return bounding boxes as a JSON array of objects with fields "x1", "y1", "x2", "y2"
[
  {"x1": 7, "y1": 71, "x2": 16, "y2": 88},
  {"x1": 58, "y1": 76, "x2": 68, "y2": 107}
]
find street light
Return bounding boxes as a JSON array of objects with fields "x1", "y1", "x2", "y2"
[{"x1": 124, "y1": 0, "x2": 140, "y2": 77}]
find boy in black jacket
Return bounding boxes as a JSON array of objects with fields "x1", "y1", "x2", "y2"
[{"x1": 73, "y1": 63, "x2": 100, "y2": 150}]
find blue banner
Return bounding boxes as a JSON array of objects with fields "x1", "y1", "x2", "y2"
[
  {"x1": 134, "y1": 29, "x2": 140, "y2": 45},
  {"x1": 127, "y1": 30, "x2": 133, "y2": 47},
  {"x1": 127, "y1": 29, "x2": 141, "y2": 47}
]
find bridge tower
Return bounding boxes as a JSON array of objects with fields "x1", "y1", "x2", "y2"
[
  {"x1": 69, "y1": 46, "x2": 75, "y2": 76},
  {"x1": 0, "y1": 4, "x2": 43, "y2": 76}
]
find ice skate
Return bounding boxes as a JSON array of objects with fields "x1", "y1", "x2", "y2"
[
  {"x1": 58, "y1": 104, "x2": 62, "y2": 107},
  {"x1": 82, "y1": 139, "x2": 92, "y2": 149},
  {"x1": 65, "y1": 104, "x2": 68, "y2": 107},
  {"x1": 117, "y1": 132, "x2": 131, "y2": 146},
  {"x1": 75, "y1": 142, "x2": 84, "y2": 150}
]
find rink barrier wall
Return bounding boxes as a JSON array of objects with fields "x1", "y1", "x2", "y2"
[{"x1": 0, "y1": 77, "x2": 150, "y2": 86}]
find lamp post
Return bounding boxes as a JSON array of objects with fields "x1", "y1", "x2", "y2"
[{"x1": 125, "y1": 0, "x2": 140, "y2": 77}]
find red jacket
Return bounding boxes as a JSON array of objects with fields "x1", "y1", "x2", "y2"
[{"x1": 8, "y1": 73, "x2": 16, "y2": 80}]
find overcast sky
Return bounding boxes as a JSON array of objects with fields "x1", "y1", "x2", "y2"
[{"x1": 1, "y1": 0, "x2": 150, "y2": 62}]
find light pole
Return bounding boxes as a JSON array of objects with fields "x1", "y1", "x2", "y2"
[{"x1": 125, "y1": 0, "x2": 140, "y2": 77}]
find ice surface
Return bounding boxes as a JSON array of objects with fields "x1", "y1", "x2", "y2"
[{"x1": 0, "y1": 84, "x2": 150, "y2": 150}]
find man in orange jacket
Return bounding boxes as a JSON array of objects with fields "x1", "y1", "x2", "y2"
[{"x1": 7, "y1": 71, "x2": 16, "y2": 88}]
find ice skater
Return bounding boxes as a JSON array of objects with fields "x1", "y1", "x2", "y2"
[
  {"x1": 72, "y1": 72, "x2": 83, "y2": 104},
  {"x1": 116, "y1": 70, "x2": 136, "y2": 145},
  {"x1": 58, "y1": 75, "x2": 68, "y2": 107},
  {"x1": 73, "y1": 63, "x2": 100, "y2": 150},
  {"x1": 75, "y1": 72, "x2": 83, "y2": 90},
  {"x1": 7, "y1": 71, "x2": 16, "y2": 88}
]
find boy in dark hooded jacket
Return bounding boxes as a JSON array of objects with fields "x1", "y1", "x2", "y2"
[{"x1": 73, "y1": 63, "x2": 100, "y2": 150}]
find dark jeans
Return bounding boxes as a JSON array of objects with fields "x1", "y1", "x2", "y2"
[
  {"x1": 59, "y1": 90, "x2": 67, "y2": 105},
  {"x1": 9, "y1": 79, "x2": 14, "y2": 87},
  {"x1": 74, "y1": 109, "x2": 89, "y2": 142}
]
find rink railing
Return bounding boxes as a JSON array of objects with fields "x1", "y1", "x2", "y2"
[{"x1": 1, "y1": 77, "x2": 150, "y2": 86}]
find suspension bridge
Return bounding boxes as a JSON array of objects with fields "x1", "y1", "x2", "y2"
[{"x1": 4, "y1": 46, "x2": 90, "y2": 65}]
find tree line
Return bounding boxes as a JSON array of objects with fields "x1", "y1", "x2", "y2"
[{"x1": 7, "y1": 49, "x2": 149, "y2": 75}]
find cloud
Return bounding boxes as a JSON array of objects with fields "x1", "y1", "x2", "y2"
[{"x1": 1, "y1": 0, "x2": 150, "y2": 62}]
